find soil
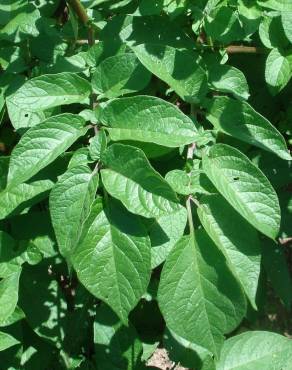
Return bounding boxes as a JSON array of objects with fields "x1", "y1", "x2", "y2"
[{"x1": 147, "y1": 348, "x2": 189, "y2": 370}]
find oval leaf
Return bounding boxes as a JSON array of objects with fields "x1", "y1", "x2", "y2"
[
  {"x1": 158, "y1": 231, "x2": 246, "y2": 357},
  {"x1": 265, "y1": 48, "x2": 291, "y2": 95},
  {"x1": 73, "y1": 199, "x2": 151, "y2": 323},
  {"x1": 202, "y1": 144, "x2": 281, "y2": 239},
  {"x1": 92, "y1": 53, "x2": 151, "y2": 99},
  {"x1": 50, "y1": 165, "x2": 99, "y2": 259},
  {"x1": 205, "y1": 96, "x2": 291, "y2": 160},
  {"x1": 7, "y1": 114, "x2": 87, "y2": 187},
  {"x1": 101, "y1": 144, "x2": 180, "y2": 218},
  {"x1": 131, "y1": 44, "x2": 207, "y2": 103},
  {"x1": 100, "y1": 95, "x2": 198, "y2": 147},
  {"x1": 6, "y1": 72, "x2": 91, "y2": 112},
  {"x1": 217, "y1": 331, "x2": 292, "y2": 370}
]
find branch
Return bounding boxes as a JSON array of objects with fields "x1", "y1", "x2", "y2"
[
  {"x1": 225, "y1": 45, "x2": 268, "y2": 55},
  {"x1": 67, "y1": 0, "x2": 95, "y2": 46}
]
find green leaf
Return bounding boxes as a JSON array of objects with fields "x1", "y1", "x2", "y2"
[
  {"x1": 148, "y1": 206, "x2": 187, "y2": 268},
  {"x1": 92, "y1": 53, "x2": 151, "y2": 99},
  {"x1": 131, "y1": 44, "x2": 207, "y2": 103},
  {"x1": 94, "y1": 304, "x2": 142, "y2": 370},
  {"x1": 0, "y1": 6, "x2": 40, "y2": 42},
  {"x1": 89, "y1": 130, "x2": 107, "y2": 161},
  {"x1": 258, "y1": 0, "x2": 292, "y2": 11},
  {"x1": 262, "y1": 239, "x2": 292, "y2": 309},
  {"x1": 0, "y1": 331, "x2": 20, "y2": 352},
  {"x1": 119, "y1": 15, "x2": 193, "y2": 49},
  {"x1": 7, "y1": 114, "x2": 87, "y2": 188},
  {"x1": 49, "y1": 164, "x2": 99, "y2": 259},
  {"x1": 6, "y1": 73, "x2": 91, "y2": 112},
  {"x1": 207, "y1": 63, "x2": 249, "y2": 100},
  {"x1": 259, "y1": 16, "x2": 289, "y2": 49},
  {"x1": 0, "y1": 269, "x2": 21, "y2": 322},
  {"x1": 265, "y1": 48, "x2": 292, "y2": 95},
  {"x1": 204, "y1": 6, "x2": 244, "y2": 43},
  {"x1": 197, "y1": 194, "x2": 261, "y2": 307},
  {"x1": 0, "y1": 179, "x2": 54, "y2": 220},
  {"x1": 163, "y1": 328, "x2": 215, "y2": 370},
  {"x1": 282, "y1": 11, "x2": 292, "y2": 43},
  {"x1": 100, "y1": 96, "x2": 198, "y2": 147},
  {"x1": 101, "y1": 144, "x2": 180, "y2": 218},
  {"x1": 217, "y1": 331, "x2": 292, "y2": 370},
  {"x1": 205, "y1": 96, "x2": 291, "y2": 160},
  {"x1": 73, "y1": 199, "x2": 151, "y2": 323},
  {"x1": 0, "y1": 306, "x2": 25, "y2": 327},
  {"x1": 202, "y1": 144, "x2": 281, "y2": 239},
  {"x1": 158, "y1": 231, "x2": 246, "y2": 357},
  {"x1": 165, "y1": 168, "x2": 216, "y2": 195}
]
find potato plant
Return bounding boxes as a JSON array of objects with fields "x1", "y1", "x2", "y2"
[{"x1": 0, "y1": 0, "x2": 292, "y2": 369}]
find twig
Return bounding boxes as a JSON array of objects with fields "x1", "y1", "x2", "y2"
[
  {"x1": 225, "y1": 45, "x2": 268, "y2": 54},
  {"x1": 67, "y1": 0, "x2": 95, "y2": 46}
]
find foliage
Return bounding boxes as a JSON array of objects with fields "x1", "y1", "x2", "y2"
[{"x1": 0, "y1": 0, "x2": 292, "y2": 369}]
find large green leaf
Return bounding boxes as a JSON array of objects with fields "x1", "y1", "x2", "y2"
[
  {"x1": 217, "y1": 331, "x2": 292, "y2": 370},
  {"x1": 7, "y1": 114, "x2": 87, "y2": 187},
  {"x1": 205, "y1": 96, "x2": 291, "y2": 160},
  {"x1": 92, "y1": 53, "x2": 151, "y2": 99},
  {"x1": 0, "y1": 6, "x2": 40, "y2": 42},
  {"x1": 100, "y1": 96, "x2": 198, "y2": 147},
  {"x1": 197, "y1": 194, "x2": 261, "y2": 307},
  {"x1": 0, "y1": 331, "x2": 20, "y2": 352},
  {"x1": 73, "y1": 199, "x2": 151, "y2": 323},
  {"x1": 207, "y1": 63, "x2": 249, "y2": 100},
  {"x1": 282, "y1": 11, "x2": 292, "y2": 43},
  {"x1": 202, "y1": 144, "x2": 281, "y2": 239},
  {"x1": 49, "y1": 165, "x2": 99, "y2": 259},
  {"x1": 101, "y1": 144, "x2": 180, "y2": 218},
  {"x1": 0, "y1": 179, "x2": 54, "y2": 220},
  {"x1": 158, "y1": 230, "x2": 246, "y2": 357},
  {"x1": 94, "y1": 304, "x2": 142, "y2": 370},
  {"x1": 6, "y1": 73, "x2": 91, "y2": 112},
  {"x1": 131, "y1": 44, "x2": 207, "y2": 103},
  {"x1": 265, "y1": 48, "x2": 292, "y2": 95}
]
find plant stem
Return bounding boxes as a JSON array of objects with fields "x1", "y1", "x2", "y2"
[
  {"x1": 67, "y1": 0, "x2": 95, "y2": 46},
  {"x1": 225, "y1": 45, "x2": 267, "y2": 54},
  {"x1": 186, "y1": 196, "x2": 195, "y2": 236}
]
